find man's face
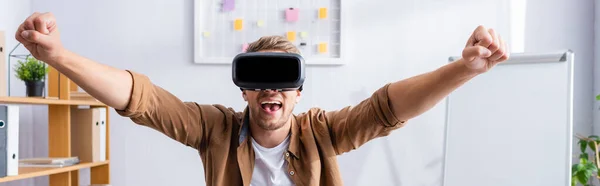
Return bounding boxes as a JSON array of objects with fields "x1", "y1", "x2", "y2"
[
  {"x1": 243, "y1": 89, "x2": 301, "y2": 130},
  {"x1": 242, "y1": 49, "x2": 301, "y2": 131}
]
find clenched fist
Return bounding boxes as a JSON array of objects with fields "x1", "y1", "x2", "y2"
[
  {"x1": 461, "y1": 25, "x2": 510, "y2": 73},
  {"x1": 15, "y1": 12, "x2": 64, "y2": 64}
]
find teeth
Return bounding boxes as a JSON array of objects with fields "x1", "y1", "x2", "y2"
[{"x1": 261, "y1": 101, "x2": 282, "y2": 105}]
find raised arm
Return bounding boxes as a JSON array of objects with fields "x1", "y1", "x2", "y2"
[
  {"x1": 323, "y1": 25, "x2": 509, "y2": 155},
  {"x1": 14, "y1": 12, "x2": 227, "y2": 149},
  {"x1": 387, "y1": 25, "x2": 509, "y2": 121},
  {"x1": 15, "y1": 12, "x2": 132, "y2": 109}
]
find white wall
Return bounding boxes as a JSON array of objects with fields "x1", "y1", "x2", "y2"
[
  {"x1": 524, "y1": 0, "x2": 595, "y2": 140},
  {"x1": 595, "y1": 0, "x2": 600, "y2": 136},
  {"x1": 9, "y1": 0, "x2": 592, "y2": 186}
]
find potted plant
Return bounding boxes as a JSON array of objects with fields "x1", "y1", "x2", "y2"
[
  {"x1": 572, "y1": 94, "x2": 600, "y2": 186},
  {"x1": 13, "y1": 56, "x2": 49, "y2": 97}
]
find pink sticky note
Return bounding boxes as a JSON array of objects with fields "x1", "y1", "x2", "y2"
[
  {"x1": 285, "y1": 8, "x2": 299, "y2": 22},
  {"x1": 222, "y1": 0, "x2": 235, "y2": 12},
  {"x1": 242, "y1": 43, "x2": 249, "y2": 52}
]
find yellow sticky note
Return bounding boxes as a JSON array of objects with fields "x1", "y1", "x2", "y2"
[
  {"x1": 300, "y1": 32, "x2": 308, "y2": 38},
  {"x1": 202, "y1": 31, "x2": 211, "y2": 37},
  {"x1": 287, "y1": 31, "x2": 296, "y2": 42},
  {"x1": 234, "y1": 19, "x2": 243, "y2": 31},
  {"x1": 257, "y1": 20, "x2": 265, "y2": 27},
  {"x1": 318, "y1": 7, "x2": 327, "y2": 19},
  {"x1": 318, "y1": 43, "x2": 327, "y2": 53}
]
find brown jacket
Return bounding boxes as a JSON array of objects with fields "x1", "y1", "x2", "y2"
[{"x1": 116, "y1": 70, "x2": 407, "y2": 186}]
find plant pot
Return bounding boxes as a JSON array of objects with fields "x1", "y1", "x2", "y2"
[{"x1": 25, "y1": 80, "x2": 44, "y2": 97}]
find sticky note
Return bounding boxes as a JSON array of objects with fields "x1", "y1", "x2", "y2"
[
  {"x1": 234, "y1": 19, "x2": 243, "y2": 31},
  {"x1": 287, "y1": 31, "x2": 296, "y2": 42},
  {"x1": 285, "y1": 8, "x2": 299, "y2": 22},
  {"x1": 300, "y1": 32, "x2": 308, "y2": 38},
  {"x1": 203, "y1": 32, "x2": 211, "y2": 37},
  {"x1": 318, "y1": 43, "x2": 327, "y2": 53},
  {"x1": 242, "y1": 43, "x2": 249, "y2": 52},
  {"x1": 257, "y1": 20, "x2": 265, "y2": 27},
  {"x1": 222, "y1": 0, "x2": 235, "y2": 12},
  {"x1": 318, "y1": 7, "x2": 327, "y2": 19}
]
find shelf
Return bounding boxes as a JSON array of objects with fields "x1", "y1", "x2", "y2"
[
  {"x1": 0, "y1": 96, "x2": 105, "y2": 106},
  {"x1": 0, "y1": 161, "x2": 109, "y2": 183},
  {"x1": 70, "y1": 91, "x2": 98, "y2": 102}
]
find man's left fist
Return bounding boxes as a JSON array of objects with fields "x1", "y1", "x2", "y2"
[{"x1": 461, "y1": 25, "x2": 509, "y2": 74}]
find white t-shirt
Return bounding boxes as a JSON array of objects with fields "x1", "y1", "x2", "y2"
[{"x1": 250, "y1": 135, "x2": 296, "y2": 186}]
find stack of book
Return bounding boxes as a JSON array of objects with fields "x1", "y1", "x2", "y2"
[{"x1": 19, "y1": 157, "x2": 79, "y2": 168}]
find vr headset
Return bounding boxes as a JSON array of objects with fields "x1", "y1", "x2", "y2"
[{"x1": 232, "y1": 52, "x2": 305, "y2": 91}]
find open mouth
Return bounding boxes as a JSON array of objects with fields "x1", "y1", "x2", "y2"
[{"x1": 260, "y1": 101, "x2": 282, "y2": 113}]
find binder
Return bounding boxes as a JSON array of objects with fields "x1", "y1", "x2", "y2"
[
  {"x1": 6, "y1": 105, "x2": 18, "y2": 176},
  {"x1": 97, "y1": 108, "x2": 106, "y2": 161},
  {"x1": 0, "y1": 104, "x2": 19, "y2": 177},
  {"x1": 0, "y1": 105, "x2": 8, "y2": 177},
  {"x1": 71, "y1": 107, "x2": 100, "y2": 162}
]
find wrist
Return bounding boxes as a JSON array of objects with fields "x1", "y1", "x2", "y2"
[
  {"x1": 444, "y1": 58, "x2": 480, "y2": 81},
  {"x1": 45, "y1": 48, "x2": 71, "y2": 66},
  {"x1": 455, "y1": 58, "x2": 484, "y2": 76}
]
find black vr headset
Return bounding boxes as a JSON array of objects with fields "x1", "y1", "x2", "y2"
[{"x1": 232, "y1": 52, "x2": 305, "y2": 91}]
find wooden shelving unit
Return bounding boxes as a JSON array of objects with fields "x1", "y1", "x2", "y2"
[
  {"x1": 0, "y1": 161, "x2": 109, "y2": 183},
  {"x1": 0, "y1": 66, "x2": 111, "y2": 185}
]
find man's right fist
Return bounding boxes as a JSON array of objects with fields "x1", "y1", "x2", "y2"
[{"x1": 15, "y1": 12, "x2": 64, "y2": 64}]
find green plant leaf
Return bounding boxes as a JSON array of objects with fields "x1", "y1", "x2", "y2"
[
  {"x1": 581, "y1": 157, "x2": 589, "y2": 164},
  {"x1": 580, "y1": 140, "x2": 588, "y2": 152},
  {"x1": 596, "y1": 94, "x2": 600, "y2": 101},
  {"x1": 580, "y1": 153, "x2": 589, "y2": 161},
  {"x1": 585, "y1": 162, "x2": 598, "y2": 171},
  {"x1": 13, "y1": 56, "x2": 47, "y2": 82},
  {"x1": 577, "y1": 170, "x2": 591, "y2": 185},
  {"x1": 575, "y1": 163, "x2": 585, "y2": 172},
  {"x1": 573, "y1": 164, "x2": 581, "y2": 174},
  {"x1": 573, "y1": 164, "x2": 583, "y2": 186}
]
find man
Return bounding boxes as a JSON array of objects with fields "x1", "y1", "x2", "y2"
[{"x1": 15, "y1": 12, "x2": 508, "y2": 186}]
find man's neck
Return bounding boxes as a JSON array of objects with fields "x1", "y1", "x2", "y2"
[{"x1": 250, "y1": 120, "x2": 292, "y2": 148}]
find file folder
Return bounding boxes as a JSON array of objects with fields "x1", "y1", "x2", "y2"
[
  {"x1": 71, "y1": 107, "x2": 101, "y2": 162},
  {"x1": 0, "y1": 105, "x2": 8, "y2": 177},
  {"x1": 0, "y1": 104, "x2": 19, "y2": 177},
  {"x1": 6, "y1": 105, "x2": 18, "y2": 176},
  {"x1": 98, "y1": 108, "x2": 107, "y2": 161}
]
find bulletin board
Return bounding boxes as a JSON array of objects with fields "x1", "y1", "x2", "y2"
[{"x1": 194, "y1": 0, "x2": 343, "y2": 65}]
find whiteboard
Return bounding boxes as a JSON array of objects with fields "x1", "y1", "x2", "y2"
[
  {"x1": 193, "y1": 0, "x2": 344, "y2": 65},
  {"x1": 442, "y1": 51, "x2": 574, "y2": 186}
]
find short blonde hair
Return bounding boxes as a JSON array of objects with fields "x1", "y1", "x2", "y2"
[{"x1": 246, "y1": 35, "x2": 300, "y2": 54}]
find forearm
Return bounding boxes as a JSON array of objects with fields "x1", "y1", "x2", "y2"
[
  {"x1": 387, "y1": 58, "x2": 479, "y2": 121},
  {"x1": 49, "y1": 49, "x2": 133, "y2": 110}
]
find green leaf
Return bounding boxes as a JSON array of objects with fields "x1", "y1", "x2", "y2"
[
  {"x1": 12, "y1": 56, "x2": 47, "y2": 82},
  {"x1": 580, "y1": 153, "x2": 589, "y2": 161},
  {"x1": 585, "y1": 162, "x2": 598, "y2": 171},
  {"x1": 572, "y1": 164, "x2": 584, "y2": 186},
  {"x1": 574, "y1": 163, "x2": 585, "y2": 173},
  {"x1": 596, "y1": 94, "x2": 600, "y2": 101},
  {"x1": 581, "y1": 157, "x2": 589, "y2": 165},
  {"x1": 590, "y1": 144, "x2": 598, "y2": 153},
  {"x1": 589, "y1": 135, "x2": 599, "y2": 141},
  {"x1": 580, "y1": 140, "x2": 588, "y2": 152},
  {"x1": 577, "y1": 170, "x2": 591, "y2": 185}
]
